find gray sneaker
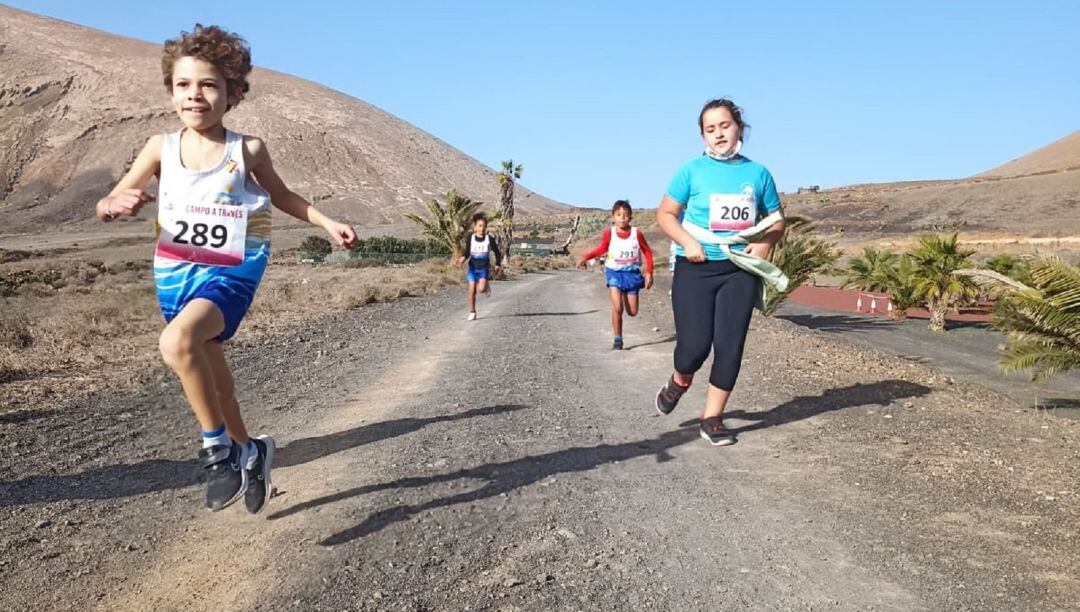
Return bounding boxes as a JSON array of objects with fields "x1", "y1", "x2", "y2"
[
  {"x1": 244, "y1": 436, "x2": 276, "y2": 515},
  {"x1": 655, "y1": 375, "x2": 689, "y2": 415},
  {"x1": 199, "y1": 442, "x2": 248, "y2": 511},
  {"x1": 700, "y1": 417, "x2": 735, "y2": 446}
]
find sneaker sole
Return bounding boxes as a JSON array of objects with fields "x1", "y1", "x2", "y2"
[
  {"x1": 250, "y1": 435, "x2": 276, "y2": 515},
  {"x1": 699, "y1": 429, "x2": 735, "y2": 446}
]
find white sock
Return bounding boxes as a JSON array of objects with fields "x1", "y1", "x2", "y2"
[
  {"x1": 243, "y1": 440, "x2": 258, "y2": 470},
  {"x1": 201, "y1": 425, "x2": 229, "y2": 449}
]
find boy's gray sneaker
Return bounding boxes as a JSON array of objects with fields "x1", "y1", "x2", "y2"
[
  {"x1": 244, "y1": 435, "x2": 276, "y2": 515},
  {"x1": 199, "y1": 442, "x2": 248, "y2": 511}
]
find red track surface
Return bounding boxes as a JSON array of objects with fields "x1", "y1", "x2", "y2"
[{"x1": 788, "y1": 285, "x2": 992, "y2": 323}]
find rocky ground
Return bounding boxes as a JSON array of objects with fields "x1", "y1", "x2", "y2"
[{"x1": 1, "y1": 270, "x2": 1077, "y2": 611}]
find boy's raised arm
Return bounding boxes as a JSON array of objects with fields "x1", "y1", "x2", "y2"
[
  {"x1": 96, "y1": 135, "x2": 162, "y2": 221},
  {"x1": 245, "y1": 136, "x2": 356, "y2": 249}
]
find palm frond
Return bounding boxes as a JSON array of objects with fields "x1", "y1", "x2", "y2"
[
  {"x1": 762, "y1": 217, "x2": 840, "y2": 315},
  {"x1": 404, "y1": 189, "x2": 483, "y2": 257},
  {"x1": 991, "y1": 255, "x2": 1080, "y2": 381}
]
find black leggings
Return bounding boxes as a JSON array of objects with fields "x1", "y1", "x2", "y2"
[{"x1": 671, "y1": 257, "x2": 759, "y2": 391}]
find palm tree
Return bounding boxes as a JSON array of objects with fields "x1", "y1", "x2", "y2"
[
  {"x1": 959, "y1": 257, "x2": 1080, "y2": 381},
  {"x1": 881, "y1": 255, "x2": 920, "y2": 321},
  {"x1": 907, "y1": 234, "x2": 979, "y2": 332},
  {"x1": 496, "y1": 159, "x2": 523, "y2": 263},
  {"x1": 842, "y1": 246, "x2": 898, "y2": 293},
  {"x1": 763, "y1": 216, "x2": 840, "y2": 315},
  {"x1": 404, "y1": 189, "x2": 482, "y2": 259}
]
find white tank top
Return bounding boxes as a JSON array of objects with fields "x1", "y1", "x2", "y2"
[
  {"x1": 470, "y1": 234, "x2": 491, "y2": 260},
  {"x1": 155, "y1": 129, "x2": 272, "y2": 266},
  {"x1": 605, "y1": 227, "x2": 640, "y2": 270}
]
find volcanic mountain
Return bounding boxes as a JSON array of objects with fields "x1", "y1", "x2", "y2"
[
  {"x1": 0, "y1": 6, "x2": 570, "y2": 240},
  {"x1": 784, "y1": 129, "x2": 1080, "y2": 245}
]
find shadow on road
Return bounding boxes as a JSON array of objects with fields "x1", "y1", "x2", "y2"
[
  {"x1": 0, "y1": 408, "x2": 55, "y2": 425},
  {"x1": 494, "y1": 310, "x2": 599, "y2": 318},
  {"x1": 268, "y1": 426, "x2": 700, "y2": 545},
  {"x1": 676, "y1": 380, "x2": 932, "y2": 434},
  {"x1": 0, "y1": 405, "x2": 524, "y2": 507},
  {"x1": 626, "y1": 335, "x2": 676, "y2": 350},
  {"x1": 277, "y1": 404, "x2": 527, "y2": 467}
]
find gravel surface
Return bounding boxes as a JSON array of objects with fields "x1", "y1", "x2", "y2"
[{"x1": 1, "y1": 270, "x2": 1077, "y2": 611}]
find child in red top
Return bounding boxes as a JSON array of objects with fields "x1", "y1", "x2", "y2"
[{"x1": 577, "y1": 200, "x2": 654, "y2": 349}]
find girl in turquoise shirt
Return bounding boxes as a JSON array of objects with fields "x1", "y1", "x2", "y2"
[{"x1": 653, "y1": 99, "x2": 786, "y2": 446}]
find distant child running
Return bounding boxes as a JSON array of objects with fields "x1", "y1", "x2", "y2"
[
  {"x1": 577, "y1": 200, "x2": 654, "y2": 350},
  {"x1": 654, "y1": 99, "x2": 788, "y2": 446},
  {"x1": 457, "y1": 212, "x2": 502, "y2": 320},
  {"x1": 95, "y1": 25, "x2": 357, "y2": 513}
]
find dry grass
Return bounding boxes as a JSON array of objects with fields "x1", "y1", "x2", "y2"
[{"x1": 0, "y1": 255, "x2": 570, "y2": 412}]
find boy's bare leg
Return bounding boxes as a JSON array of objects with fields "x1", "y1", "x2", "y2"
[
  {"x1": 204, "y1": 339, "x2": 249, "y2": 445},
  {"x1": 608, "y1": 287, "x2": 624, "y2": 336},
  {"x1": 158, "y1": 298, "x2": 227, "y2": 433},
  {"x1": 468, "y1": 281, "x2": 477, "y2": 312},
  {"x1": 477, "y1": 278, "x2": 488, "y2": 296},
  {"x1": 624, "y1": 293, "x2": 639, "y2": 317}
]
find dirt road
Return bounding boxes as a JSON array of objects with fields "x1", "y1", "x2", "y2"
[{"x1": 1, "y1": 271, "x2": 1078, "y2": 611}]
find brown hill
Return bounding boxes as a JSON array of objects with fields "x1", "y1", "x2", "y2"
[
  {"x1": 786, "y1": 131, "x2": 1080, "y2": 250},
  {"x1": 0, "y1": 6, "x2": 570, "y2": 240},
  {"x1": 978, "y1": 129, "x2": 1080, "y2": 178}
]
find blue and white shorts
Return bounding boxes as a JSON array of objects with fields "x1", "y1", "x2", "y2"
[
  {"x1": 466, "y1": 264, "x2": 490, "y2": 283},
  {"x1": 604, "y1": 268, "x2": 645, "y2": 295}
]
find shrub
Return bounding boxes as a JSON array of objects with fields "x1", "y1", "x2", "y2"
[{"x1": 298, "y1": 235, "x2": 332, "y2": 262}]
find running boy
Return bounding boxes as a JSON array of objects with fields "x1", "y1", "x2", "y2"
[
  {"x1": 457, "y1": 212, "x2": 502, "y2": 320},
  {"x1": 577, "y1": 200, "x2": 654, "y2": 349},
  {"x1": 654, "y1": 99, "x2": 787, "y2": 446},
  {"x1": 95, "y1": 25, "x2": 357, "y2": 512}
]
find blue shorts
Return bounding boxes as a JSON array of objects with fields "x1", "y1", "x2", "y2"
[
  {"x1": 604, "y1": 268, "x2": 645, "y2": 295},
  {"x1": 466, "y1": 265, "x2": 489, "y2": 283},
  {"x1": 155, "y1": 249, "x2": 268, "y2": 342}
]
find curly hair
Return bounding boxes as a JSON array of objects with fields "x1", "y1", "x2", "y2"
[{"x1": 162, "y1": 24, "x2": 252, "y2": 110}]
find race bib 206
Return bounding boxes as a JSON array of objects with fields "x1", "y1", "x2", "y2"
[{"x1": 709, "y1": 192, "x2": 755, "y2": 231}]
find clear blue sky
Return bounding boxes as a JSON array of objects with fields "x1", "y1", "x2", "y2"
[{"x1": 8, "y1": 0, "x2": 1080, "y2": 207}]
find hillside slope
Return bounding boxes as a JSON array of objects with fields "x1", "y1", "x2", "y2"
[{"x1": 0, "y1": 6, "x2": 569, "y2": 237}]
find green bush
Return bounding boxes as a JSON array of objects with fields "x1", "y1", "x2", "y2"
[
  {"x1": 298, "y1": 235, "x2": 332, "y2": 262},
  {"x1": 985, "y1": 253, "x2": 1032, "y2": 286}
]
